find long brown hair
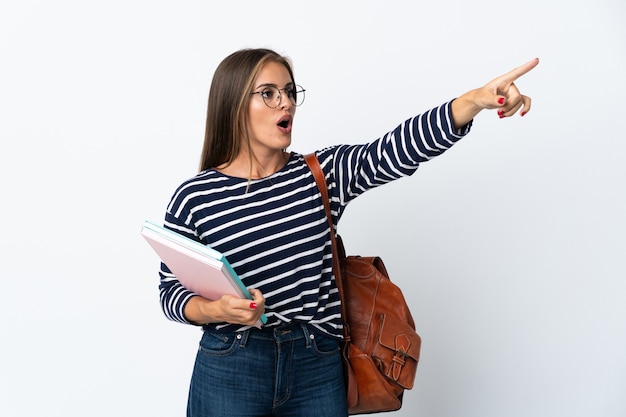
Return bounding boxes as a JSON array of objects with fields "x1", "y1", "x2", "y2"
[{"x1": 198, "y1": 48, "x2": 296, "y2": 172}]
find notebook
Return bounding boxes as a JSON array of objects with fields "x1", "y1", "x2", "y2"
[{"x1": 141, "y1": 220, "x2": 267, "y2": 326}]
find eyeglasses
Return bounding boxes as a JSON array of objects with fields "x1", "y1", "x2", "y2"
[{"x1": 250, "y1": 84, "x2": 306, "y2": 108}]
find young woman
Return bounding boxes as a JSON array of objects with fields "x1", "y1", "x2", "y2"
[{"x1": 158, "y1": 48, "x2": 538, "y2": 416}]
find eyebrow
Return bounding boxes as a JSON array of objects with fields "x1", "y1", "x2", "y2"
[{"x1": 254, "y1": 81, "x2": 295, "y2": 90}]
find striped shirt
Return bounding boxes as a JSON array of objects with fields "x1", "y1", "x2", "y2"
[{"x1": 158, "y1": 100, "x2": 471, "y2": 338}]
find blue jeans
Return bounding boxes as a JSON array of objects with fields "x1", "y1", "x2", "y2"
[{"x1": 187, "y1": 323, "x2": 347, "y2": 417}]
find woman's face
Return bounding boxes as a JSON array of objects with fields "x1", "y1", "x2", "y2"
[{"x1": 247, "y1": 61, "x2": 296, "y2": 156}]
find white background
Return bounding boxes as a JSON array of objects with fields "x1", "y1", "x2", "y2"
[{"x1": 1, "y1": 1, "x2": 625, "y2": 416}]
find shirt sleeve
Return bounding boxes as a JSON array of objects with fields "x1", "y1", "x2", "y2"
[{"x1": 317, "y1": 100, "x2": 472, "y2": 216}]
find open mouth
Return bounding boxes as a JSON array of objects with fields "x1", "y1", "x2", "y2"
[{"x1": 277, "y1": 115, "x2": 291, "y2": 130}]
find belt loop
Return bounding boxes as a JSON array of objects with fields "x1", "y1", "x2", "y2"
[{"x1": 300, "y1": 323, "x2": 313, "y2": 348}]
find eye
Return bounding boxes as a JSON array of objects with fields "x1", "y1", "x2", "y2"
[
  {"x1": 284, "y1": 86, "x2": 296, "y2": 99},
  {"x1": 260, "y1": 88, "x2": 278, "y2": 100}
]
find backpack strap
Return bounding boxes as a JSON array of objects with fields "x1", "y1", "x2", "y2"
[{"x1": 304, "y1": 153, "x2": 349, "y2": 339}]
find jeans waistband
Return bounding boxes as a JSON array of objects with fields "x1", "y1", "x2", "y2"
[
  {"x1": 203, "y1": 322, "x2": 320, "y2": 347},
  {"x1": 249, "y1": 322, "x2": 315, "y2": 343}
]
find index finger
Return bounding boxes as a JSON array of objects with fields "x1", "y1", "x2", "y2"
[{"x1": 502, "y1": 58, "x2": 539, "y2": 83}]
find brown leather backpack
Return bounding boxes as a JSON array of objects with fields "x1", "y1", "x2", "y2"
[{"x1": 305, "y1": 153, "x2": 422, "y2": 414}]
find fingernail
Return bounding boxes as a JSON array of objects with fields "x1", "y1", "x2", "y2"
[
  {"x1": 249, "y1": 302, "x2": 257, "y2": 309},
  {"x1": 521, "y1": 111, "x2": 527, "y2": 117},
  {"x1": 497, "y1": 110, "x2": 505, "y2": 118},
  {"x1": 498, "y1": 97, "x2": 505, "y2": 105}
]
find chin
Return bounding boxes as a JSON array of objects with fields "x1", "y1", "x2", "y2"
[{"x1": 278, "y1": 136, "x2": 292, "y2": 149}]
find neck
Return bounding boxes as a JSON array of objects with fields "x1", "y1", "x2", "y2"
[{"x1": 217, "y1": 150, "x2": 289, "y2": 179}]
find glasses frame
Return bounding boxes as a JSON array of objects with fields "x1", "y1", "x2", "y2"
[{"x1": 250, "y1": 84, "x2": 306, "y2": 109}]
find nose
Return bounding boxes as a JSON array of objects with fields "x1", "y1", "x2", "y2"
[{"x1": 279, "y1": 90, "x2": 292, "y2": 111}]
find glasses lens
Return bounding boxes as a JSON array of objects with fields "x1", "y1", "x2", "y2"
[{"x1": 261, "y1": 87, "x2": 280, "y2": 108}]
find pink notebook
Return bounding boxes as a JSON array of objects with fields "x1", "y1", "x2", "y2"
[{"x1": 141, "y1": 220, "x2": 267, "y2": 325}]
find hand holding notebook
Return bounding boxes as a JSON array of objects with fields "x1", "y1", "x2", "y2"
[{"x1": 141, "y1": 220, "x2": 267, "y2": 327}]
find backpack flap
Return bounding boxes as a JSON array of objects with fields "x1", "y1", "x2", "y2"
[{"x1": 373, "y1": 313, "x2": 421, "y2": 389}]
